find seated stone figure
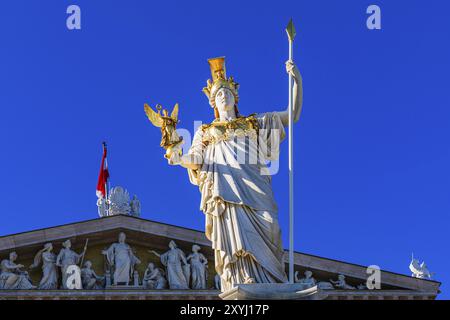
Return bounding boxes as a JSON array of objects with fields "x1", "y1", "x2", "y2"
[
  {"x1": 330, "y1": 274, "x2": 356, "y2": 290},
  {"x1": 143, "y1": 263, "x2": 167, "y2": 289},
  {"x1": 81, "y1": 261, "x2": 104, "y2": 289},
  {"x1": 294, "y1": 270, "x2": 316, "y2": 288},
  {"x1": 0, "y1": 252, "x2": 36, "y2": 290}
]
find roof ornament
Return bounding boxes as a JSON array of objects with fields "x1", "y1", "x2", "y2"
[
  {"x1": 97, "y1": 186, "x2": 141, "y2": 217},
  {"x1": 409, "y1": 253, "x2": 434, "y2": 279}
]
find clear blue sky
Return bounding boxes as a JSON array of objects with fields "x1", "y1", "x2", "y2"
[{"x1": 0, "y1": 1, "x2": 448, "y2": 298}]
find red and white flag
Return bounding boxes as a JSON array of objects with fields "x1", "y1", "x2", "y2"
[{"x1": 96, "y1": 142, "x2": 110, "y2": 199}]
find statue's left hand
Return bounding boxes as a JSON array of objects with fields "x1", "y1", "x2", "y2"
[{"x1": 285, "y1": 60, "x2": 300, "y2": 81}]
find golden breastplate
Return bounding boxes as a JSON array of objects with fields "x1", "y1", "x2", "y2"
[{"x1": 201, "y1": 114, "x2": 259, "y2": 145}]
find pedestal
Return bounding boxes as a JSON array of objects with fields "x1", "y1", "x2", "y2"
[
  {"x1": 105, "y1": 285, "x2": 144, "y2": 290},
  {"x1": 219, "y1": 284, "x2": 328, "y2": 300}
]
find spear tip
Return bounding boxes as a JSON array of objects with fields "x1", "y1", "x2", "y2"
[{"x1": 286, "y1": 18, "x2": 296, "y2": 41}]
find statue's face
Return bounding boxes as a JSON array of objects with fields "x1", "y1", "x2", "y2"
[
  {"x1": 119, "y1": 233, "x2": 126, "y2": 243},
  {"x1": 64, "y1": 241, "x2": 71, "y2": 249},
  {"x1": 85, "y1": 261, "x2": 92, "y2": 268},
  {"x1": 214, "y1": 88, "x2": 235, "y2": 113},
  {"x1": 10, "y1": 252, "x2": 17, "y2": 262}
]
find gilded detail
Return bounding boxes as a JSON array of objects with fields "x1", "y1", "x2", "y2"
[{"x1": 200, "y1": 114, "x2": 259, "y2": 145}]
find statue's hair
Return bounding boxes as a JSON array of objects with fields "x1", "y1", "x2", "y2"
[
  {"x1": 62, "y1": 240, "x2": 71, "y2": 247},
  {"x1": 169, "y1": 240, "x2": 177, "y2": 248},
  {"x1": 31, "y1": 244, "x2": 52, "y2": 269}
]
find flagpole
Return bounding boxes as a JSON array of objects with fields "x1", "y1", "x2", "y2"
[
  {"x1": 105, "y1": 158, "x2": 109, "y2": 216},
  {"x1": 103, "y1": 142, "x2": 110, "y2": 216},
  {"x1": 286, "y1": 19, "x2": 296, "y2": 284}
]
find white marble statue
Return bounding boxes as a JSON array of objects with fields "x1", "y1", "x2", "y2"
[
  {"x1": 166, "y1": 57, "x2": 303, "y2": 292},
  {"x1": 330, "y1": 274, "x2": 356, "y2": 290},
  {"x1": 150, "y1": 241, "x2": 190, "y2": 289},
  {"x1": 108, "y1": 186, "x2": 131, "y2": 216},
  {"x1": 294, "y1": 270, "x2": 316, "y2": 288},
  {"x1": 97, "y1": 197, "x2": 108, "y2": 217},
  {"x1": 102, "y1": 232, "x2": 141, "y2": 285},
  {"x1": 30, "y1": 243, "x2": 58, "y2": 289},
  {"x1": 81, "y1": 260, "x2": 104, "y2": 289},
  {"x1": 130, "y1": 195, "x2": 141, "y2": 217},
  {"x1": 56, "y1": 240, "x2": 86, "y2": 289},
  {"x1": 143, "y1": 262, "x2": 168, "y2": 289},
  {"x1": 187, "y1": 244, "x2": 208, "y2": 290},
  {"x1": 410, "y1": 255, "x2": 433, "y2": 279},
  {"x1": 0, "y1": 252, "x2": 36, "y2": 290},
  {"x1": 214, "y1": 274, "x2": 221, "y2": 290}
]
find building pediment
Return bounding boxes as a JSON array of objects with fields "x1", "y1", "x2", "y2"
[
  {"x1": 0, "y1": 215, "x2": 441, "y2": 300},
  {"x1": 0, "y1": 215, "x2": 210, "y2": 258}
]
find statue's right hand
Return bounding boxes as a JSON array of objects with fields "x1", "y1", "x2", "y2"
[{"x1": 168, "y1": 151, "x2": 182, "y2": 166}]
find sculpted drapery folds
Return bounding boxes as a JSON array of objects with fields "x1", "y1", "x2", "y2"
[
  {"x1": 187, "y1": 245, "x2": 208, "y2": 290},
  {"x1": 150, "y1": 241, "x2": 190, "y2": 289},
  {"x1": 187, "y1": 112, "x2": 289, "y2": 291},
  {"x1": 81, "y1": 260, "x2": 104, "y2": 289},
  {"x1": 30, "y1": 243, "x2": 58, "y2": 290},
  {"x1": 143, "y1": 262, "x2": 168, "y2": 289},
  {"x1": 102, "y1": 232, "x2": 141, "y2": 285},
  {"x1": 167, "y1": 57, "x2": 303, "y2": 292},
  {"x1": 0, "y1": 252, "x2": 35, "y2": 290}
]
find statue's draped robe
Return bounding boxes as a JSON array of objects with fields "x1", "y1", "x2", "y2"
[
  {"x1": 0, "y1": 260, "x2": 34, "y2": 290},
  {"x1": 38, "y1": 252, "x2": 58, "y2": 289},
  {"x1": 104, "y1": 243, "x2": 137, "y2": 285},
  {"x1": 143, "y1": 268, "x2": 167, "y2": 289},
  {"x1": 160, "y1": 249, "x2": 189, "y2": 289},
  {"x1": 188, "y1": 253, "x2": 208, "y2": 289},
  {"x1": 187, "y1": 112, "x2": 288, "y2": 291},
  {"x1": 81, "y1": 268, "x2": 102, "y2": 289},
  {"x1": 56, "y1": 248, "x2": 81, "y2": 289}
]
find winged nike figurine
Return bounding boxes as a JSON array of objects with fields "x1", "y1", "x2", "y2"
[{"x1": 144, "y1": 103, "x2": 183, "y2": 159}]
